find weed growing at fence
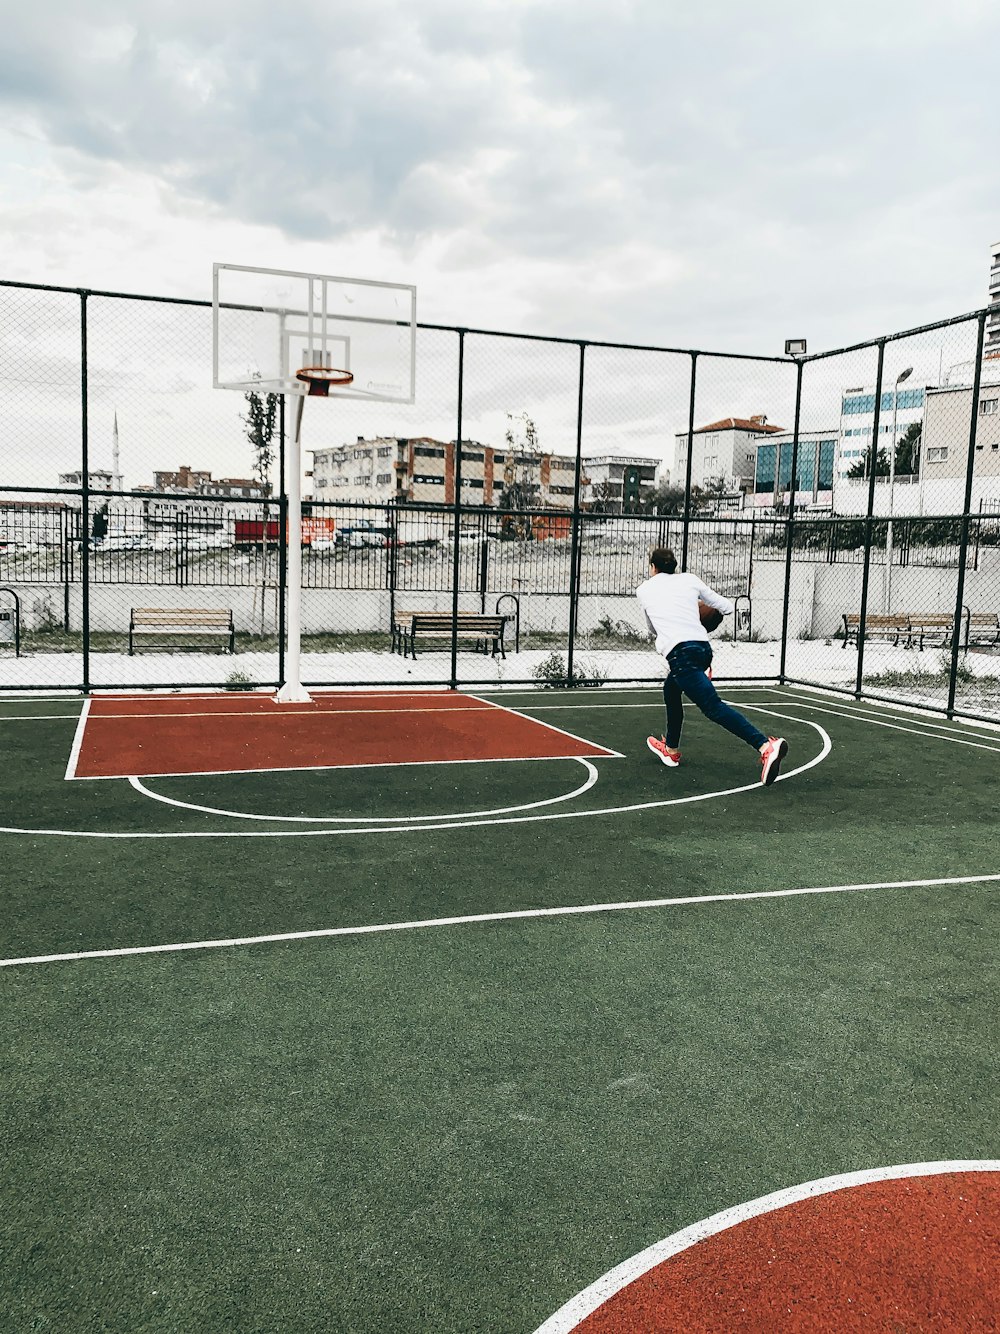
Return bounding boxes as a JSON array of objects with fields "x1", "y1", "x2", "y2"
[
  {"x1": 531, "y1": 651, "x2": 606, "y2": 689},
  {"x1": 595, "y1": 615, "x2": 646, "y2": 642},
  {"x1": 224, "y1": 669, "x2": 256, "y2": 691},
  {"x1": 863, "y1": 652, "x2": 993, "y2": 690}
]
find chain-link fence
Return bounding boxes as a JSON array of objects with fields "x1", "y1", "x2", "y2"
[{"x1": 1, "y1": 280, "x2": 996, "y2": 721}]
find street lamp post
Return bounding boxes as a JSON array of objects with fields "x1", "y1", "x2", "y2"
[{"x1": 885, "y1": 366, "x2": 913, "y2": 612}]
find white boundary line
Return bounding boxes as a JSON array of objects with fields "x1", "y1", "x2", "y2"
[
  {"x1": 760, "y1": 692, "x2": 1000, "y2": 755},
  {"x1": 64, "y1": 696, "x2": 91, "y2": 781},
  {"x1": 0, "y1": 708, "x2": 830, "y2": 837},
  {"x1": 532, "y1": 1160, "x2": 1000, "y2": 1334},
  {"x1": 465, "y1": 691, "x2": 626, "y2": 757},
  {"x1": 1, "y1": 868, "x2": 997, "y2": 968},
  {"x1": 129, "y1": 758, "x2": 602, "y2": 823}
]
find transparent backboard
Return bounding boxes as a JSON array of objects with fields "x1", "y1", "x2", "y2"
[{"x1": 213, "y1": 263, "x2": 416, "y2": 402}]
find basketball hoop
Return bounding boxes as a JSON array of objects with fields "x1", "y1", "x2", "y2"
[{"x1": 295, "y1": 366, "x2": 354, "y2": 397}]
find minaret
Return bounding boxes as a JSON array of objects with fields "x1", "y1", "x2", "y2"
[{"x1": 112, "y1": 411, "x2": 122, "y2": 490}]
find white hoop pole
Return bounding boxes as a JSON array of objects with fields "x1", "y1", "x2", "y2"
[{"x1": 275, "y1": 392, "x2": 312, "y2": 704}]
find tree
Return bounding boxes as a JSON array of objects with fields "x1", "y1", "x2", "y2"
[
  {"x1": 895, "y1": 421, "x2": 922, "y2": 476},
  {"x1": 636, "y1": 481, "x2": 685, "y2": 515},
  {"x1": 498, "y1": 412, "x2": 541, "y2": 535},
  {"x1": 847, "y1": 423, "x2": 921, "y2": 481},
  {"x1": 847, "y1": 445, "x2": 890, "y2": 480},
  {"x1": 241, "y1": 386, "x2": 278, "y2": 635},
  {"x1": 588, "y1": 480, "x2": 620, "y2": 513},
  {"x1": 91, "y1": 502, "x2": 109, "y2": 543},
  {"x1": 242, "y1": 387, "x2": 278, "y2": 497}
]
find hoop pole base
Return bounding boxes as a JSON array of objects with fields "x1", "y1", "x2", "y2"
[{"x1": 275, "y1": 680, "x2": 312, "y2": 704}]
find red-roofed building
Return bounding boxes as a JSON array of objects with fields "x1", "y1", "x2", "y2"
[{"x1": 674, "y1": 414, "x2": 783, "y2": 499}]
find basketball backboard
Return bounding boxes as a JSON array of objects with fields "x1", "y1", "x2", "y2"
[{"x1": 213, "y1": 263, "x2": 416, "y2": 402}]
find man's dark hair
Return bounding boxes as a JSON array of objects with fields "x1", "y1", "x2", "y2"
[{"x1": 649, "y1": 547, "x2": 678, "y2": 574}]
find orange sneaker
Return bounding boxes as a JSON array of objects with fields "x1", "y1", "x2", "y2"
[
  {"x1": 760, "y1": 736, "x2": 788, "y2": 786},
  {"x1": 647, "y1": 735, "x2": 681, "y2": 767}
]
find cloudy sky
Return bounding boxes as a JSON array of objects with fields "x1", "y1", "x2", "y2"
[{"x1": 2, "y1": 0, "x2": 997, "y2": 356}]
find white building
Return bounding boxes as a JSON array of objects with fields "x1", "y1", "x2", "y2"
[
  {"x1": 674, "y1": 416, "x2": 782, "y2": 496},
  {"x1": 836, "y1": 384, "x2": 926, "y2": 481},
  {"x1": 580, "y1": 454, "x2": 659, "y2": 511},
  {"x1": 987, "y1": 239, "x2": 1000, "y2": 360}
]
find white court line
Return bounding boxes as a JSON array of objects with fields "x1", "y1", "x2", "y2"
[
  {"x1": 129, "y1": 758, "x2": 602, "y2": 823},
  {"x1": 85, "y1": 704, "x2": 502, "y2": 721},
  {"x1": 2, "y1": 708, "x2": 830, "y2": 837},
  {"x1": 774, "y1": 682, "x2": 1000, "y2": 734},
  {"x1": 465, "y1": 691, "x2": 626, "y2": 757},
  {"x1": 64, "y1": 697, "x2": 91, "y2": 781},
  {"x1": 532, "y1": 1160, "x2": 1000, "y2": 1334},
  {"x1": 1, "y1": 867, "x2": 997, "y2": 969},
  {"x1": 760, "y1": 693, "x2": 1000, "y2": 755}
]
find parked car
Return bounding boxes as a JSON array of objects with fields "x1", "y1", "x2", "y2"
[{"x1": 336, "y1": 523, "x2": 394, "y2": 548}]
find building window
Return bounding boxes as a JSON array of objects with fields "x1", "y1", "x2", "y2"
[
  {"x1": 927, "y1": 447, "x2": 948, "y2": 462},
  {"x1": 980, "y1": 398, "x2": 999, "y2": 415},
  {"x1": 377, "y1": 446, "x2": 392, "y2": 457},
  {"x1": 412, "y1": 475, "x2": 444, "y2": 486},
  {"x1": 414, "y1": 445, "x2": 445, "y2": 458},
  {"x1": 376, "y1": 473, "x2": 392, "y2": 485}
]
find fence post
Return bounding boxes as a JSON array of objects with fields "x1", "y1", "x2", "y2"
[
  {"x1": 854, "y1": 340, "x2": 886, "y2": 698},
  {"x1": 681, "y1": 352, "x2": 698, "y2": 571},
  {"x1": 449, "y1": 330, "x2": 466, "y2": 691},
  {"x1": 778, "y1": 359, "x2": 804, "y2": 683},
  {"x1": 80, "y1": 290, "x2": 90, "y2": 693},
  {"x1": 566, "y1": 341, "x2": 587, "y2": 686},
  {"x1": 277, "y1": 394, "x2": 287, "y2": 687},
  {"x1": 946, "y1": 311, "x2": 987, "y2": 717}
]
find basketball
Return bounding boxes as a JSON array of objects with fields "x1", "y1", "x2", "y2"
[{"x1": 699, "y1": 601, "x2": 723, "y2": 632}]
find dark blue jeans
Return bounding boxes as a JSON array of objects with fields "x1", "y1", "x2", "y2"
[{"x1": 663, "y1": 640, "x2": 767, "y2": 751}]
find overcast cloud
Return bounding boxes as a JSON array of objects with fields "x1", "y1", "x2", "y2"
[{"x1": 0, "y1": 0, "x2": 997, "y2": 355}]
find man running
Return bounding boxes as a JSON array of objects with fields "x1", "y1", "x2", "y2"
[{"x1": 636, "y1": 547, "x2": 787, "y2": 785}]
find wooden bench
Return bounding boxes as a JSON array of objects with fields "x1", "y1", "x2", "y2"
[
  {"x1": 841, "y1": 613, "x2": 911, "y2": 648},
  {"x1": 392, "y1": 611, "x2": 507, "y2": 659},
  {"x1": 908, "y1": 613, "x2": 963, "y2": 651},
  {"x1": 129, "y1": 607, "x2": 235, "y2": 655},
  {"x1": 967, "y1": 611, "x2": 1000, "y2": 648},
  {"x1": 842, "y1": 609, "x2": 986, "y2": 651}
]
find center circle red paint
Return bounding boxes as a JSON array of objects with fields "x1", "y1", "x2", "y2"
[{"x1": 573, "y1": 1172, "x2": 999, "y2": 1332}]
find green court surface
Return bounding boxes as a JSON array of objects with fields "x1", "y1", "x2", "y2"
[{"x1": 1, "y1": 685, "x2": 998, "y2": 1331}]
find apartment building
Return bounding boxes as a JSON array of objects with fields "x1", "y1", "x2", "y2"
[
  {"x1": 308, "y1": 437, "x2": 583, "y2": 508},
  {"x1": 918, "y1": 375, "x2": 1000, "y2": 513},
  {"x1": 674, "y1": 416, "x2": 782, "y2": 495},
  {"x1": 987, "y1": 238, "x2": 1000, "y2": 360}
]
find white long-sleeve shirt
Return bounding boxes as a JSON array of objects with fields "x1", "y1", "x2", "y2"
[{"x1": 635, "y1": 571, "x2": 733, "y2": 659}]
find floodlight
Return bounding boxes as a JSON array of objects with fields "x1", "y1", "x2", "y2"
[{"x1": 785, "y1": 338, "x2": 807, "y2": 358}]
